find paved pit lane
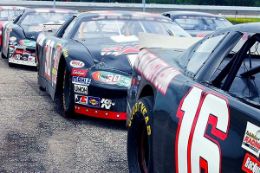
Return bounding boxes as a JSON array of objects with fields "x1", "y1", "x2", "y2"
[{"x1": 0, "y1": 57, "x2": 128, "y2": 172}]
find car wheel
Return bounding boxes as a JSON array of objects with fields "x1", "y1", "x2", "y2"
[
  {"x1": 7, "y1": 46, "x2": 14, "y2": 67},
  {"x1": 1, "y1": 45, "x2": 7, "y2": 59},
  {"x1": 127, "y1": 96, "x2": 154, "y2": 173},
  {"x1": 1, "y1": 51, "x2": 6, "y2": 59},
  {"x1": 58, "y1": 66, "x2": 74, "y2": 118}
]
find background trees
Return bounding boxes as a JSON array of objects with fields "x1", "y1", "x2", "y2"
[{"x1": 39, "y1": 0, "x2": 260, "y2": 6}]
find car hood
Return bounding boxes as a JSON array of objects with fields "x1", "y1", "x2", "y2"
[
  {"x1": 80, "y1": 36, "x2": 140, "y2": 75},
  {"x1": 22, "y1": 24, "x2": 61, "y2": 41},
  {"x1": 187, "y1": 30, "x2": 213, "y2": 37}
]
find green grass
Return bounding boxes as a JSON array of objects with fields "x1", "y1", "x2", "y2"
[{"x1": 227, "y1": 17, "x2": 260, "y2": 24}]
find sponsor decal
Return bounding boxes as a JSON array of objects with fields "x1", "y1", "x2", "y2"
[
  {"x1": 9, "y1": 36, "x2": 16, "y2": 42},
  {"x1": 70, "y1": 60, "x2": 84, "y2": 68},
  {"x1": 74, "y1": 84, "x2": 88, "y2": 95},
  {"x1": 37, "y1": 33, "x2": 46, "y2": 46},
  {"x1": 92, "y1": 71, "x2": 131, "y2": 88},
  {"x1": 135, "y1": 49, "x2": 180, "y2": 95},
  {"x1": 75, "y1": 94, "x2": 88, "y2": 105},
  {"x1": 87, "y1": 96, "x2": 100, "y2": 107},
  {"x1": 19, "y1": 39, "x2": 36, "y2": 48},
  {"x1": 101, "y1": 98, "x2": 115, "y2": 110},
  {"x1": 72, "y1": 76, "x2": 91, "y2": 86},
  {"x1": 242, "y1": 153, "x2": 260, "y2": 173},
  {"x1": 71, "y1": 68, "x2": 88, "y2": 77},
  {"x1": 242, "y1": 122, "x2": 260, "y2": 158},
  {"x1": 63, "y1": 48, "x2": 69, "y2": 58},
  {"x1": 101, "y1": 45, "x2": 139, "y2": 56}
]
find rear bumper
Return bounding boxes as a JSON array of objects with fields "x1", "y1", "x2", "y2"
[{"x1": 74, "y1": 105, "x2": 127, "y2": 120}]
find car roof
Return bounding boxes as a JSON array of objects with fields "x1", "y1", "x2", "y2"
[
  {"x1": 0, "y1": 6, "x2": 27, "y2": 10},
  {"x1": 212, "y1": 22, "x2": 260, "y2": 35},
  {"x1": 77, "y1": 10, "x2": 171, "y2": 21},
  {"x1": 163, "y1": 10, "x2": 221, "y2": 17},
  {"x1": 25, "y1": 8, "x2": 76, "y2": 14}
]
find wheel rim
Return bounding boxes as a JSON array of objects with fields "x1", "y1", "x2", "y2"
[{"x1": 137, "y1": 121, "x2": 149, "y2": 173}]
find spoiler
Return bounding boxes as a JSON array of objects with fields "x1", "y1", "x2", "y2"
[{"x1": 138, "y1": 33, "x2": 202, "y2": 50}]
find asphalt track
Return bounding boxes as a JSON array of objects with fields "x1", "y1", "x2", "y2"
[{"x1": 0, "y1": 56, "x2": 128, "y2": 172}]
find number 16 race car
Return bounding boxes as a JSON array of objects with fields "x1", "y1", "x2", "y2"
[
  {"x1": 36, "y1": 11, "x2": 191, "y2": 120},
  {"x1": 127, "y1": 23, "x2": 260, "y2": 172}
]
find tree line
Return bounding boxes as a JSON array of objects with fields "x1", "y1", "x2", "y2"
[{"x1": 42, "y1": 0, "x2": 260, "y2": 6}]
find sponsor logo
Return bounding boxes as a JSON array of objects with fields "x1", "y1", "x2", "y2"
[
  {"x1": 101, "y1": 45, "x2": 139, "y2": 56},
  {"x1": 74, "y1": 85, "x2": 88, "y2": 95},
  {"x1": 70, "y1": 60, "x2": 84, "y2": 68},
  {"x1": 135, "y1": 49, "x2": 180, "y2": 95},
  {"x1": 75, "y1": 94, "x2": 88, "y2": 105},
  {"x1": 242, "y1": 153, "x2": 260, "y2": 173},
  {"x1": 92, "y1": 71, "x2": 131, "y2": 88},
  {"x1": 87, "y1": 96, "x2": 100, "y2": 107},
  {"x1": 71, "y1": 68, "x2": 88, "y2": 77},
  {"x1": 63, "y1": 48, "x2": 69, "y2": 58},
  {"x1": 72, "y1": 76, "x2": 91, "y2": 86},
  {"x1": 242, "y1": 122, "x2": 260, "y2": 158},
  {"x1": 101, "y1": 98, "x2": 115, "y2": 110}
]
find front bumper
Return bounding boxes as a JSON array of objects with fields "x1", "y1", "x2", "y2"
[
  {"x1": 72, "y1": 77, "x2": 128, "y2": 120},
  {"x1": 75, "y1": 105, "x2": 127, "y2": 120},
  {"x1": 8, "y1": 45, "x2": 37, "y2": 67}
]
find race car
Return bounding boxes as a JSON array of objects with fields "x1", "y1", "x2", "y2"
[
  {"x1": 127, "y1": 23, "x2": 260, "y2": 172},
  {"x1": 0, "y1": 6, "x2": 26, "y2": 50},
  {"x1": 1, "y1": 8, "x2": 76, "y2": 67},
  {"x1": 162, "y1": 11, "x2": 232, "y2": 37},
  {"x1": 36, "y1": 11, "x2": 191, "y2": 120}
]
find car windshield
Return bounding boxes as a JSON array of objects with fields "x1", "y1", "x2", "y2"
[
  {"x1": 174, "y1": 16, "x2": 232, "y2": 31},
  {"x1": 74, "y1": 19, "x2": 190, "y2": 41},
  {"x1": 20, "y1": 12, "x2": 72, "y2": 32},
  {"x1": 0, "y1": 9, "x2": 23, "y2": 21}
]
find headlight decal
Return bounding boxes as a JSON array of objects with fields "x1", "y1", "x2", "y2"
[
  {"x1": 19, "y1": 39, "x2": 36, "y2": 48},
  {"x1": 92, "y1": 71, "x2": 131, "y2": 88}
]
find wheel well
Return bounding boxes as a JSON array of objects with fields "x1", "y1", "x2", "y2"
[
  {"x1": 139, "y1": 85, "x2": 154, "y2": 100},
  {"x1": 55, "y1": 55, "x2": 66, "y2": 99}
]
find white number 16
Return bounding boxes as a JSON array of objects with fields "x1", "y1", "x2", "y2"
[{"x1": 176, "y1": 87, "x2": 230, "y2": 173}]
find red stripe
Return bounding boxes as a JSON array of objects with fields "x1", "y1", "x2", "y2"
[{"x1": 74, "y1": 105, "x2": 127, "y2": 121}]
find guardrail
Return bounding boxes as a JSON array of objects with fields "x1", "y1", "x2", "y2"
[{"x1": 1, "y1": 0, "x2": 260, "y2": 17}]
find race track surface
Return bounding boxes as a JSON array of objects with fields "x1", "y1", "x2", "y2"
[{"x1": 0, "y1": 57, "x2": 128, "y2": 172}]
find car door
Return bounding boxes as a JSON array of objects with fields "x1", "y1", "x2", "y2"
[
  {"x1": 38, "y1": 16, "x2": 75, "y2": 89},
  {"x1": 193, "y1": 32, "x2": 260, "y2": 172},
  {"x1": 151, "y1": 31, "x2": 259, "y2": 172}
]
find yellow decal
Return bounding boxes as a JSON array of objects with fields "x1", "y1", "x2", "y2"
[
  {"x1": 52, "y1": 68, "x2": 57, "y2": 75},
  {"x1": 147, "y1": 125, "x2": 151, "y2": 136},
  {"x1": 63, "y1": 49, "x2": 69, "y2": 58},
  {"x1": 145, "y1": 116, "x2": 149, "y2": 124}
]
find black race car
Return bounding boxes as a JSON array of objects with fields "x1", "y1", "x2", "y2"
[
  {"x1": 36, "y1": 11, "x2": 191, "y2": 120},
  {"x1": 0, "y1": 6, "x2": 27, "y2": 51},
  {"x1": 127, "y1": 23, "x2": 260, "y2": 172},
  {"x1": 1, "y1": 8, "x2": 76, "y2": 67},
  {"x1": 162, "y1": 11, "x2": 232, "y2": 37}
]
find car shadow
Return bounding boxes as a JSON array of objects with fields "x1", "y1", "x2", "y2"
[
  {"x1": 68, "y1": 113, "x2": 128, "y2": 131},
  {"x1": 9, "y1": 64, "x2": 37, "y2": 72}
]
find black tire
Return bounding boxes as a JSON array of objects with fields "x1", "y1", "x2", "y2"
[
  {"x1": 1, "y1": 52, "x2": 6, "y2": 59},
  {"x1": 39, "y1": 86, "x2": 46, "y2": 91},
  {"x1": 7, "y1": 45, "x2": 13, "y2": 67},
  {"x1": 56, "y1": 65, "x2": 74, "y2": 118},
  {"x1": 127, "y1": 96, "x2": 154, "y2": 173},
  {"x1": 8, "y1": 62, "x2": 14, "y2": 67},
  {"x1": 1, "y1": 45, "x2": 7, "y2": 59}
]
